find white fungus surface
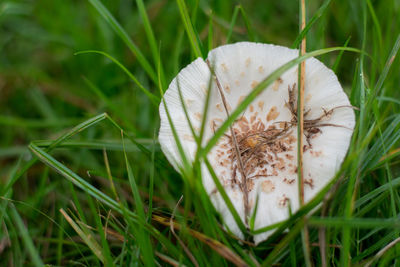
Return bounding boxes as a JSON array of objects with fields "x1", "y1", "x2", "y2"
[{"x1": 158, "y1": 42, "x2": 355, "y2": 244}]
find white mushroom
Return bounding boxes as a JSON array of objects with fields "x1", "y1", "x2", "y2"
[{"x1": 159, "y1": 42, "x2": 355, "y2": 244}]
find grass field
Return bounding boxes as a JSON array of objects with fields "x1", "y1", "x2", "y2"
[{"x1": 1, "y1": 0, "x2": 400, "y2": 266}]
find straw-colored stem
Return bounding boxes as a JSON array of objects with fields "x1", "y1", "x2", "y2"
[
  {"x1": 298, "y1": 0, "x2": 312, "y2": 266},
  {"x1": 206, "y1": 60, "x2": 250, "y2": 225},
  {"x1": 298, "y1": 0, "x2": 306, "y2": 207}
]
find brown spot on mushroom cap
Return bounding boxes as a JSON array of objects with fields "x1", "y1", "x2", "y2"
[
  {"x1": 279, "y1": 122, "x2": 287, "y2": 128},
  {"x1": 310, "y1": 150, "x2": 323, "y2": 157},
  {"x1": 292, "y1": 166, "x2": 298, "y2": 174},
  {"x1": 258, "y1": 101, "x2": 264, "y2": 110},
  {"x1": 278, "y1": 194, "x2": 290, "y2": 208},
  {"x1": 194, "y1": 112, "x2": 202, "y2": 121},
  {"x1": 221, "y1": 63, "x2": 228, "y2": 72},
  {"x1": 245, "y1": 135, "x2": 259, "y2": 148},
  {"x1": 305, "y1": 93, "x2": 312, "y2": 102},
  {"x1": 185, "y1": 99, "x2": 195, "y2": 107},
  {"x1": 261, "y1": 180, "x2": 275, "y2": 193},
  {"x1": 245, "y1": 57, "x2": 251, "y2": 66},
  {"x1": 250, "y1": 113, "x2": 258, "y2": 123},
  {"x1": 258, "y1": 66, "x2": 265, "y2": 73},
  {"x1": 287, "y1": 135, "x2": 296, "y2": 144},
  {"x1": 285, "y1": 154, "x2": 294, "y2": 160},
  {"x1": 239, "y1": 122, "x2": 250, "y2": 132},
  {"x1": 249, "y1": 105, "x2": 254, "y2": 112},
  {"x1": 238, "y1": 95, "x2": 245, "y2": 104},
  {"x1": 283, "y1": 177, "x2": 295, "y2": 185},
  {"x1": 226, "y1": 103, "x2": 232, "y2": 112},
  {"x1": 251, "y1": 80, "x2": 259, "y2": 88},
  {"x1": 224, "y1": 84, "x2": 231, "y2": 93},
  {"x1": 247, "y1": 179, "x2": 255, "y2": 191},
  {"x1": 183, "y1": 134, "x2": 195, "y2": 141},
  {"x1": 235, "y1": 80, "x2": 240, "y2": 86},
  {"x1": 200, "y1": 84, "x2": 208, "y2": 94},
  {"x1": 216, "y1": 103, "x2": 223, "y2": 112},
  {"x1": 304, "y1": 178, "x2": 314, "y2": 189},
  {"x1": 267, "y1": 106, "x2": 280, "y2": 121},
  {"x1": 275, "y1": 157, "x2": 285, "y2": 170},
  {"x1": 273, "y1": 77, "x2": 283, "y2": 91}
]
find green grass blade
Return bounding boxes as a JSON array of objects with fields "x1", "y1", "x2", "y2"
[
  {"x1": 308, "y1": 217, "x2": 400, "y2": 228},
  {"x1": 1, "y1": 157, "x2": 21, "y2": 197},
  {"x1": 10, "y1": 113, "x2": 108, "y2": 194},
  {"x1": 29, "y1": 143, "x2": 122, "y2": 211},
  {"x1": 176, "y1": 0, "x2": 203, "y2": 58},
  {"x1": 135, "y1": 0, "x2": 166, "y2": 88},
  {"x1": 207, "y1": 11, "x2": 213, "y2": 51},
  {"x1": 341, "y1": 4, "x2": 368, "y2": 266},
  {"x1": 0, "y1": 115, "x2": 81, "y2": 128},
  {"x1": 88, "y1": 0, "x2": 157, "y2": 82},
  {"x1": 75, "y1": 50, "x2": 160, "y2": 104},
  {"x1": 356, "y1": 176, "x2": 400, "y2": 209},
  {"x1": 353, "y1": 231, "x2": 398, "y2": 263},
  {"x1": 8, "y1": 203, "x2": 44, "y2": 267},
  {"x1": 122, "y1": 134, "x2": 155, "y2": 267},
  {"x1": 366, "y1": 0, "x2": 383, "y2": 55},
  {"x1": 29, "y1": 142, "x2": 180, "y2": 258},
  {"x1": 362, "y1": 115, "x2": 400, "y2": 171},
  {"x1": 86, "y1": 195, "x2": 114, "y2": 266},
  {"x1": 238, "y1": 5, "x2": 256, "y2": 42},
  {"x1": 333, "y1": 36, "x2": 351, "y2": 73},
  {"x1": 147, "y1": 132, "x2": 156, "y2": 222},
  {"x1": 204, "y1": 158, "x2": 247, "y2": 235},
  {"x1": 374, "y1": 34, "x2": 400, "y2": 100},
  {"x1": 56, "y1": 211, "x2": 65, "y2": 265},
  {"x1": 135, "y1": 0, "x2": 158, "y2": 66},
  {"x1": 261, "y1": 218, "x2": 305, "y2": 266},
  {"x1": 291, "y1": 0, "x2": 332, "y2": 48},
  {"x1": 33, "y1": 139, "x2": 155, "y2": 152},
  {"x1": 82, "y1": 76, "x2": 142, "y2": 136},
  {"x1": 60, "y1": 208, "x2": 105, "y2": 264},
  {"x1": 226, "y1": 5, "x2": 240, "y2": 43}
]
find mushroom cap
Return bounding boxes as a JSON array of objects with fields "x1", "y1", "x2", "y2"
[{"x1": 159, "y1": 42, "x2": 355, "y2": 244}]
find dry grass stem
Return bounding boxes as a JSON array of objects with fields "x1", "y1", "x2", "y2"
[
  {"x1": 153, "y1": 213, "x2": 248, "y2": 267},
  {"x1": 364, "y1": 237, "x2": 400, "y2": 267},
  {"x1": 170, "y1": 196, "x2": 199, "y2": 267},
  {"x1": 298, "y1": 0, "x2": 307, "y2": 207},
  {"x1": 206, "y1": 59, "x2": 251, "y2": 225}
]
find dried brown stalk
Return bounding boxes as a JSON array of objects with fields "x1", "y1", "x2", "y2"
[
  {"x1": 206, "y1": 60, "x2": 251, "y2": 226},
  {"x1": 170, "y1": 196, "x2": 199, "y2": 267},
  {"x1": 365, "y1": 237, "x2": 400, "y2": 267},
  {"x1": 153, "y1": 213, "x2": 248, "y2": 267},
  {"x1": 298, "y1": 0, "x2": 312, "y2": 265},
  {"x1": 281, "y1": 85, "x2": 354, "y2": 147}
]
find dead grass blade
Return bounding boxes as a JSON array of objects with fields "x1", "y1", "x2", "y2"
[{"x1": 152, "y1": 214, "x2": 248, "y2": 267}]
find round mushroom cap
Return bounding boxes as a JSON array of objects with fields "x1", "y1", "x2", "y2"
[{"x1": 159, "y1": 42, "x2": 355, "y2": 244}]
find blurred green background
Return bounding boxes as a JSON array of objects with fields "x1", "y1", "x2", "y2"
[{"x1": 1, "y1": 0, "x2": 400, "y2": 266}]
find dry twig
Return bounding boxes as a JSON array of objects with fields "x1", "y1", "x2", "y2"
[{"x1": 206, "y1": 59, "x2": 251, "y2": 225}]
